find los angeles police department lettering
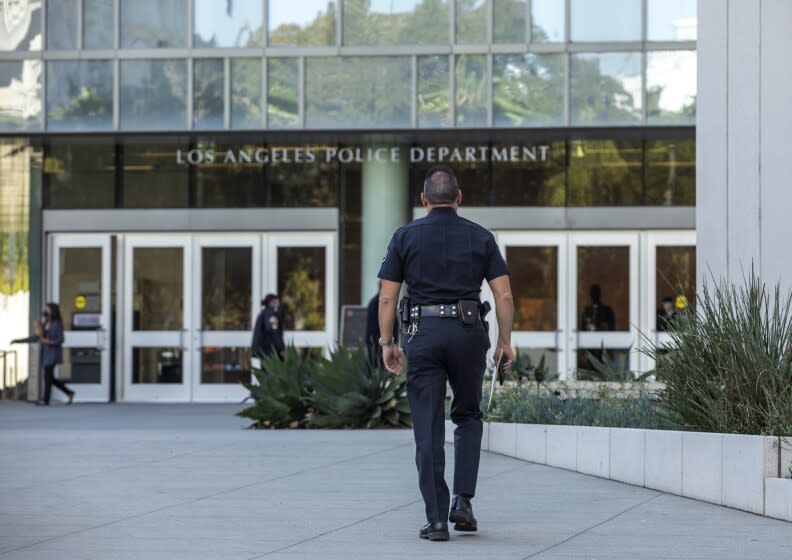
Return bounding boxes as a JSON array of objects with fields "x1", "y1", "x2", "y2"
[{"x1": 176, "y1": 145, "x2": 551, "y2": 166}]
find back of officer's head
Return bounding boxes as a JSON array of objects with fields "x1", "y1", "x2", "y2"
[{"x1": 423, "y1": 166, "x2": 459, "y2": 205}]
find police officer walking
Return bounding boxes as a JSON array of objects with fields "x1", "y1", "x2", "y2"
[
  {"x1": 251, "y1": 294, "x2": 285, "y2": 361},
  {"x1": 377, "y1": 166, "x2": 514, "y2": 542}
]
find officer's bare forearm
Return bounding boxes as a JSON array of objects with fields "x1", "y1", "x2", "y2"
[
  {"x1": 489, "y1": 275, "x2": 514, "y2": 346},
  {"x1": 378, "y1": 279, "x2": 401, "y2": 341},
  {"x1": 495, "y1": 296, "x2": 514, "y2": 345}
]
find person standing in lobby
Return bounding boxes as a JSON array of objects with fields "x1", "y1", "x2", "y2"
[{"x1": 11, "y1": 303, "x2": 74, "y2": 406}]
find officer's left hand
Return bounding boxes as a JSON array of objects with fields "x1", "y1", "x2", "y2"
[{"x1": 383, "y1": 345, "x2": 405, "y2": 375}]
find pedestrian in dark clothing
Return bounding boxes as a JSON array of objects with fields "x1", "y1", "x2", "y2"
[
  {"x1": 11, "y1": 302, "x2": 74, "y2": 406},
  {"x1": 252, "y1": 294, "x2": 285, "y2": 360},
  {"x1": 377, "y1": 165, "x2": 514, "y2": 541}
]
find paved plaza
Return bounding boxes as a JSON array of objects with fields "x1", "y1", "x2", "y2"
[{"x1": 0, "y1": 403, "x2": 790, "y2": 560}]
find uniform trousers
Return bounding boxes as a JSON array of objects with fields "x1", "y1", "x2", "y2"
[{"x1": 403, "y1": 317, "x2": 489, "y2": 523}]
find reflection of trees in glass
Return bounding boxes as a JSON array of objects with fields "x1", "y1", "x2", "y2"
[
  {"x1": 269, "y1": 158, "x2": 337, "y2": 207},
  {"x1": 48, "y1": 87, "x2": 111, "y2": 127},
  {"x1": 647, "y1": 88, "x2": 696, "y2": 125},
  {"x1": 493, "y1": 53, "x2": 564, "y2": 127},
  {"x1": 568, "y1": 140, "x2": 642, "y2": 206},
  {"x1": 493, "y1": 0, "x2": 526, "y2": 43},
  {"x1": 231, "y1": 59, "x2": 262, "y2": 129},
  {"x1": 456, "y1": 0, "x2": 487, "y2": 43},
  {"x1": 279, "y1": 249, "x2": 325, "y2": 331},
  {"x1": 267, "y1": 58, "x2": 299, "y2": 128},
  {"x1": 193, "y1": 59, "x2": 224, "y2": 129},
  {"x1": 492, "y1": 142, "x2": 566, "y2": 205},
  {"x1": 121, "y1": 60, "x2": 186, "y2": 129},
  {"x1": 0, "y1": 233, "x2": 29, "y2": 295},
  {"x1": 305, "y1": 57, "x2": 410, "y2": 128},
  {"x1": 571, "y1": 53, "x2": 641, "y2": 125},
  {"x1": 417, "y1": 56, "x2": 449, "y2": 127},
  {"x1": 455, "y1": 55, "x2": 487, "y2": 126},
  {"x1": 268, "y1": 2, "x2": 336, "y2": 45},
  {"x1": 646, "y1": 140, "x2": 695, "y2": 206},
  {"x1": 343, "y1": 0, "x2": 449, "y2": 45}
]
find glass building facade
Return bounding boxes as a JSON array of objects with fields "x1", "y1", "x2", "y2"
[{"x1": 0, "y1": 0, "x2": 697, "y2": 401}]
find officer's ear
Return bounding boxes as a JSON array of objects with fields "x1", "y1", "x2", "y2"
[
  {"x1": 456, "y1": 189, "x2": 463, "y2": 206},
  {"x1": 420, "y1": 192, "x2": 430, "y2": 209}
]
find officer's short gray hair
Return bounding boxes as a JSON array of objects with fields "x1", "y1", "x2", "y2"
[{"x1": 423, "y1": 166, "x2": 459, "y2": 204}]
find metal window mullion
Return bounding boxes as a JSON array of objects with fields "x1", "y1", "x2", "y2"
[
  {"x1": 526, "y1": 0, "x2": 532, "y2": 45},
  {"x1": 113, "y1": 0, "x2": 120, "y2": 49},
  {"x1": 40, "y1": 0, "x2": 46, "y2": 49},
  {"x1": 187, "y1": 0, "x2": 194, "y2": 49},
  {"x1": 337, "y1": 0, "x2": 343, "y2": 47},
  {"x1": 565, "y1": 0, "x2": 571, "y2": 43},
  {"x1": 411, "y1": 54, "x2": 417, "y2": 128},
  {"x1": 261, "y1": 57, "x2": 268, "y2": 128},
  {"x1": 450, "y1": 0, "x2": 456, "y2": 44},
  {"x1": 449, "y1": 53, "x2": 456, "y2": 126},
  {"x1": 487, "y1": 0, "x2": 493, "y2": 44},
  {"x1": 223, "y1": 57, "x2": 231, "y2": 129},
  {"x1": 262, "y1": 0, "x2": 268, "y2": 46},
  {"x1": 298, "y1": 56, "x2": 305, "y2": 128},
  {"x1": 113, "y1": 58, "x2": 119, "y2": 130},
  {"x1": 641, "y1": 0, "x2": 648, "y2": 125},
  {"x1": 486, "y1": 53, "x2": 493, "y2": 127},
  {"x1": 77, "y1": 0, "x2": 84, "y2": 49},
  {"x1": 187, "y1": 58, "x2": 194, "y2": 130},
  {"x1": 563, "y1": 52, "x2": 570, "y2": 126}
]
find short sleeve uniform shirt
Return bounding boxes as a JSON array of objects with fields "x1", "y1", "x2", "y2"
[{"x1": 378, "y1": 207, "x2": 509, "y2": 305}]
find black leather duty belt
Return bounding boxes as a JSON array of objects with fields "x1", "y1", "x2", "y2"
[{"x1": 410, "y1": 304, "x2": 477, "y2": 320}]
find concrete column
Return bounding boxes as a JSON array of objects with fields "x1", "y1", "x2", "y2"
[
  {"x1": 697, "y1": 0, "x2": 792, "y2": 292},
  {"x1": 360, "y1": 146, "x2": 409, "y2": 303}
]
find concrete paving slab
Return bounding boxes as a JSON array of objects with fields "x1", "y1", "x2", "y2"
[{"x1": 0, "y1": 402, "x2": 790, "y2": 560}]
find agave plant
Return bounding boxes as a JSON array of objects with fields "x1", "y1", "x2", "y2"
[
  {"x1": 307, "y1": 346, "x2": 411, "y2": 429},
  {"x1": 237, "y1": 346, "x2": 314, "y2": 429}
]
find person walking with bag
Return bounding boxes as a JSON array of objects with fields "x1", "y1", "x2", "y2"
[{"x1": 11, "y1": 302, "x2": 74, "y2": 406}]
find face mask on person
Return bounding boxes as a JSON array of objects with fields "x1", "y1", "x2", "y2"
[{"x1": 42, "y1": 309, "x2": 50, "y2": 319}]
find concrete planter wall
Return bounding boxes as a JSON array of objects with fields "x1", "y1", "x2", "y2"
[{"x1": 443, "y1": 420, "x2": 791, "y2": 522}]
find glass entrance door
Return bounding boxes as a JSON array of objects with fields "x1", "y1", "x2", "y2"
[
  {"x1": 570, "y1": 233, "x2": 639, "y2": 377},
  {"x1": 497, "y1": 233, "x2": 568, "y2": 376},
  {"x1": 123, "y1": 235, "x2": 192, "y2": 402},
  {"x1": 192, "y1": 235, "x2": 259, "y2": 401},
  {"x1": 497, "y1": 231, "x2": 640, "y2": 379},
  {"x1": 49, "y1": 234, "x2": 112, "y2": 402}
]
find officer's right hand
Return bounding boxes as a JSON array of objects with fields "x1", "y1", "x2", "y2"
[
  {"x1": 383, "y1": 345, "x2": 405, "y2": 375},
  {"x1": 495, "y1": 344, "x2": 514, "y2": 372}
]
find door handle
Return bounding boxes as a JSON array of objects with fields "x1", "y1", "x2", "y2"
[{"x1": 95, "y1": 328, "x2": 107, "y2": 351}]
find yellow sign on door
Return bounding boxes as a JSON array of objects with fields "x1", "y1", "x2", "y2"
[{"x1": 75, "y1": 295, "x2": 86, "y2": 310}]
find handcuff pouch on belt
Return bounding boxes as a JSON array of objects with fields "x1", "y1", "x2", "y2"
[
  {"x1": 458, "y1": 300, "x2": 479, "y2": 327},
  {"x1": 399, "y1": 297, "x2": 414, "y2": 335}
]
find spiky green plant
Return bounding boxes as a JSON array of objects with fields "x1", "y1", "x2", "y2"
[
  {"x1": 643, "y1": 271, "x2": 792, "y2": 436},
  {"x1": 577, "y1": 344, "x2": 634, "y2": 382},
  {"x1": 306, "y1": 346, "x2": 411, "y2": 429},
  {"x1": 238, "y1": 346, "x2": 314, "y2": 429}
]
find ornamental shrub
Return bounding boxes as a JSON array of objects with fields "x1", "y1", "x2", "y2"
[{"x1": 645, "y1": 271, "x2": 792, "y2": 436}]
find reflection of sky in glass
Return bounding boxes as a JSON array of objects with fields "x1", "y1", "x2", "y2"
[
  {"x1": 571, "y1": 0, "x2": 641, "y2": 42},
  {"x1": 648, "y1": 0, "x2": 696, "y2": 41},
  {"x1": 367, "y1": 0, "x2": 424, "y2": 14},
  {"x1": 269, "y1": 0, "x2": 333, "y2": 30},
  {"x1": 532, "y1": 0, "x2": 564, "y2": 42},
  {"x1": 194, "y1": 0, "x2": 262, "y2": 47},
  {"x1": 647, "y1": 51, "x2": 696, "y2": 120}
]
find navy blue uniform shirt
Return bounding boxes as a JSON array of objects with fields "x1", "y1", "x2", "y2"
[{"x1": 377, "y1": 207, "x2": 509, "y2": 305}]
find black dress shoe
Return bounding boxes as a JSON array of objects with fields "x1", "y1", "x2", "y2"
[
  {"x1": 419, "y1": 522, "x2": 449, "y2": 541},
  {"x1": 449, "y1": 495, "x2": 477, "y2": 532}
]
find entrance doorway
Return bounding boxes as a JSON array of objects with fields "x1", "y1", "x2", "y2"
[
  {"x1": 495, "y1": 230, "x2": 695, "y2": 379},
  {"x1": 48, "y1": 232, "x2": 337, "y2": 402}
]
